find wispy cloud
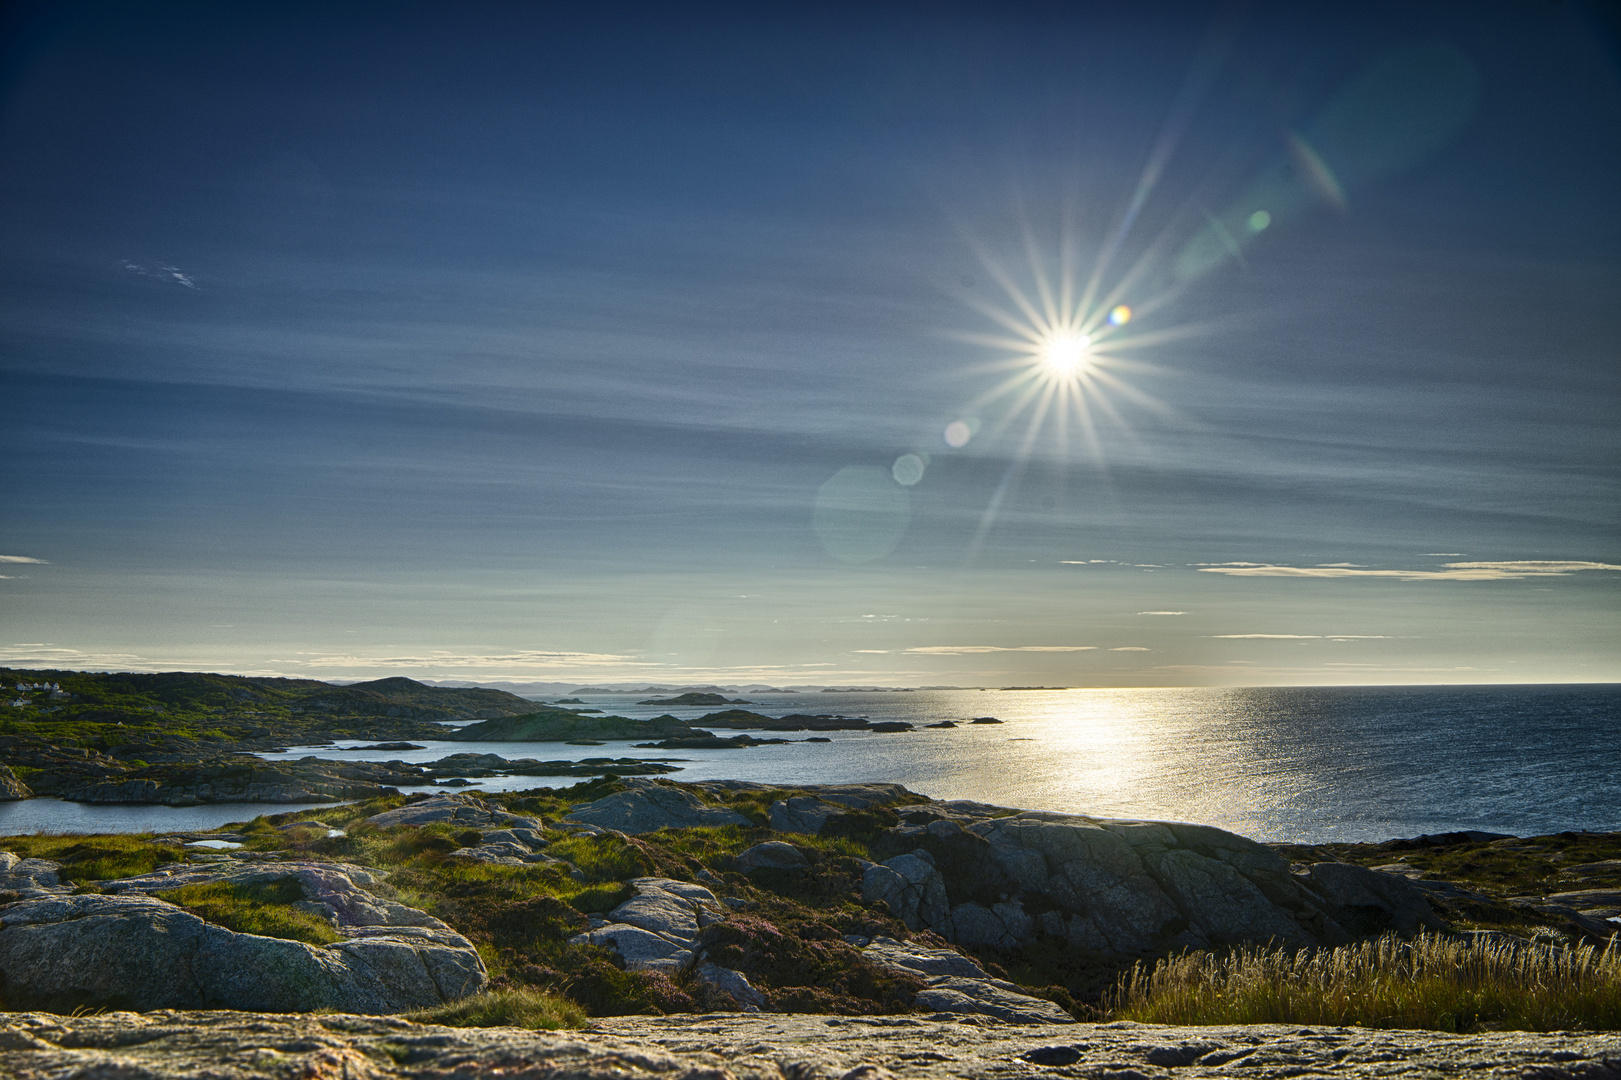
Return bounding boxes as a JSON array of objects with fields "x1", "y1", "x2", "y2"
[
  {"x1": 1109, "y1": 646, "x2": 1150, "y2": 651},
  {"x1": 1198, "y1": 561, "x2": 1621, "y2": 581},
  {"x1": 1212, "y1": 634, "x2": 1391, "y2": 639},
  {"x1": 1136, "y1": 610, "x2": 1185, "y2": 615},
  {"x1": 296, "y1": 650, "x2": 650, "y2": 669},
  {"x1": 122, "y1": 261, "x2": 199, "y2": 289},
  {"x1": 0, "y1": 645, "x2": 148, "y2": 666},
  {"x1": 0, "y1": 556, "x2": 48, "y2": 564},
  {"x1": 902, "y1": 645, "x2": 1097, "y2": 655}
]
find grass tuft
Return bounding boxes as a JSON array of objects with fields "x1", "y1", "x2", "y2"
[
  {"x1": 156, "y1": 877, "x2": 343, "y2": 946},
  {"x1": 1110, "y1": 933, "x2": 1621, "y2": 1032},
  {"x1": 404, "y1": 987, "x2": 586, "y2": 1030}
]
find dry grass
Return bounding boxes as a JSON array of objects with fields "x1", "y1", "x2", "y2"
[
  {"x1": 1111, "y1": 933, "x2": 1621, "y2": 1032},
  {"x1": 405, "y1": 988, "x2": 586, "y2": 1030}
]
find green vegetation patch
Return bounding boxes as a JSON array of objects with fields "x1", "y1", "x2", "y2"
[
  {"x1": 1, "y1": 834, "x2": 185, "y2": 882},
  {"x1": 155, "y1": 877, "x2": 343, "y2": 946}
]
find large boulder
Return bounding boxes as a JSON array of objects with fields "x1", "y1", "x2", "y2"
[
  {"x1": 570, "y1": 877, "x2": 728, "y2": 973},
  {"x1": 0, "y1": 853, "x2": 68, "y2": 899},
  {"x1": 736, "y1": 842, "x2": 809, "y2": 872},
  {"x1": 0, "y1": 881, "x2": 485, "y2": 1013},
  {"x1": 563, "y1": 785, "x2": 749, "y2": 834},
  {"x1": 694, "y1": 962, "x2": 766, "y2": 1010}
]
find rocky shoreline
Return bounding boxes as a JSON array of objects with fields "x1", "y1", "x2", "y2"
[
  {"x1": 0, "y1": 668, "x2": 999, "y2": 806},
  {"x1": 3, "y1": 1010, "x2": 1619, "y2": 1079}
]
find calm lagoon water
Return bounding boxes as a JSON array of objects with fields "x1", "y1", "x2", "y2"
[{"x1": 4, "y1": 685, "x2": 1616, "y2": 843}]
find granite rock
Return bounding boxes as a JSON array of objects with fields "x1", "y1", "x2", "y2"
[
  {"x1": 569, "y1": 876, "x2": 727, "y2": 973},
  {"x1": 564, "y1": 784, "x2": 750, "y2": 834},
  {"x1": 365, "y1": 792, "x2": 540, "y2": 830},
  {"x1": 862, "y1": 851, "x2": 953, "y2": 935},
  {"x1": 0, "y1": 763, "x2": 31, "y2": 801},
  {"x1": 737, "y1": 841, "x2": 810, "y2": 871},
  {"x1": 8, "y1": 1011, "x2": 1621, "y2": 1079}
]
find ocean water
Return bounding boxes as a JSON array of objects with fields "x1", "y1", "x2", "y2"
[{"x1": 4, "y1": 686, "x2": 1616, "y2": 842}]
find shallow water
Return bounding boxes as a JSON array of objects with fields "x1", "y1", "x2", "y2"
[
  {"x1": 0, "y1": 798, "x2": 350, "y2": 836},
  {"x1": 5, "y1": 685, "x2": 1616, "y2": 842}
]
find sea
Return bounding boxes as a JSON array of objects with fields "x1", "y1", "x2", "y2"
[{"x1": 2, "y1": 685, "x2": 1616, "y2": 844}]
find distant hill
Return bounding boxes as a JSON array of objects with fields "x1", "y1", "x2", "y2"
[{"x1": 636, "y1": 693, "x2": 753, "y2": 706}]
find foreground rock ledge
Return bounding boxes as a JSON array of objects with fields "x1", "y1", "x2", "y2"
[{"x1": 3, "y1": 1012, "x2": 1619, "y2": 1080}]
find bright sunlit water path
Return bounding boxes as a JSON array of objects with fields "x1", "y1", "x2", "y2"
[{"x1": 3, "y1": 686, "x2": 1614, "y2": 841}]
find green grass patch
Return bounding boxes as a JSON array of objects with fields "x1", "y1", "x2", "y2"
[
  {"x1": 545, "y1": 834, "x2": 650, "y2": 883},
  {"x1": 404, "y1": 987, "x2": 586, "y2": 1030},
  {"x1": 1, "y1": 834, "x2": 185, "y2": 881},
  {"x1": 155, "y1": 877, "x2": 343, "y2": 946},
  {"x1": 1111, "y1": 933, "x2": 1621, "y2": 1032}
]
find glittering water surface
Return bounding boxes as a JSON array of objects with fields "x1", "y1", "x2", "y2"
[{"x1": 4, "y1": 686, "x2": 1616, "y2": 841}]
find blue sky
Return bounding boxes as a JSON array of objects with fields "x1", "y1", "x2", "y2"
[{"x1": 2, "y1": 1, "x2": 1617, "y2": 687}]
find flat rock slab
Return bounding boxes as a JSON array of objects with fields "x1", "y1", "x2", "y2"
[
  {"x1": 4, "y1": 1011, "x2": 1621, "y2": 1079},
  {"x1": 366, "y1": 793, "x2": 540, "y2": 830}
]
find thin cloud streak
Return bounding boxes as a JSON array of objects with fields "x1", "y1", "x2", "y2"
[
  {"x1": 1198, "y1": 561, "x2": 1621, "y2": 581},
  {"x1": 1211, "y1": 634, "x2": 1391, "y2": 639},
  {"x1": 902, "y1": 645, "x2": 1097, "y2": 655}
]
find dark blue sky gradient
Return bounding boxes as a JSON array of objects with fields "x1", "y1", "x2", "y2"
[{"x1": 2, "y1": 1, "x2": 1617, "y2": 686}]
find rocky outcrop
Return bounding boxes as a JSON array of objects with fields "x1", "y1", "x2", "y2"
[
  {"x1": 570, "y1": 877, "x2": 727, "y2": 973},
  {"x1": 736, "y1": 841, "x2": 809, "y2": 872},
  {"x1": 771, "y1": 795, "x2": 852, "y2": 834},
  {"x1": 447, "y1": 825, "x2": 563, "y2": 867},
  {"x1": 857, "y1": 936, "x2": 1073, "y2": 1024},
  {"x1": 563, "y1": 782, "x2": 751, "y2": 833},
  {"x1": 0, "y1": 852, "x2": 69, "y2": 899},
  {"x1": 767, "y1": 784, "x2": 916, "y2": 834},
  {"x1": 849, "y1": 804, "x2": 1446, "y2": 958},
  {"x1": 0, "y1": 763, "x2": 31, "y2": 801},
  {"x1": 693, "y1": 962, "x2": 767, "y2": 1009},
  {"x1": 862, "y1": 852, "x2": 954, "y2": 935},
  {"x1": 0, "y1": 858, "x2": 486, "y2": 1013},
  {"x1": 1300, "y1": 861, "x2": 1446, "y2": 935},
  {"x1": 365, "y1": 792, "x2": 541, "y2": 830},
  {"x1": 5, "y1": 1011, "x2": 1621, "y2": 1079}
]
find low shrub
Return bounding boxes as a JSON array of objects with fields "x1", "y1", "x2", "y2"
[
  {"x1": 405, "y1": 987, "x2": 585, "y2": 1030},
  {"x1": 697, "y1": 915, "x2": 922, "y2": 1014},
  {"x1": 1110, "y1": 933, "x2": 1621, "y2": 1032}
]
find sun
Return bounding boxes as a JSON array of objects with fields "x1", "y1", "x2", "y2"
[{"x1": 1040, "y1": 331, "x2": 1092, "y2": 374}]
